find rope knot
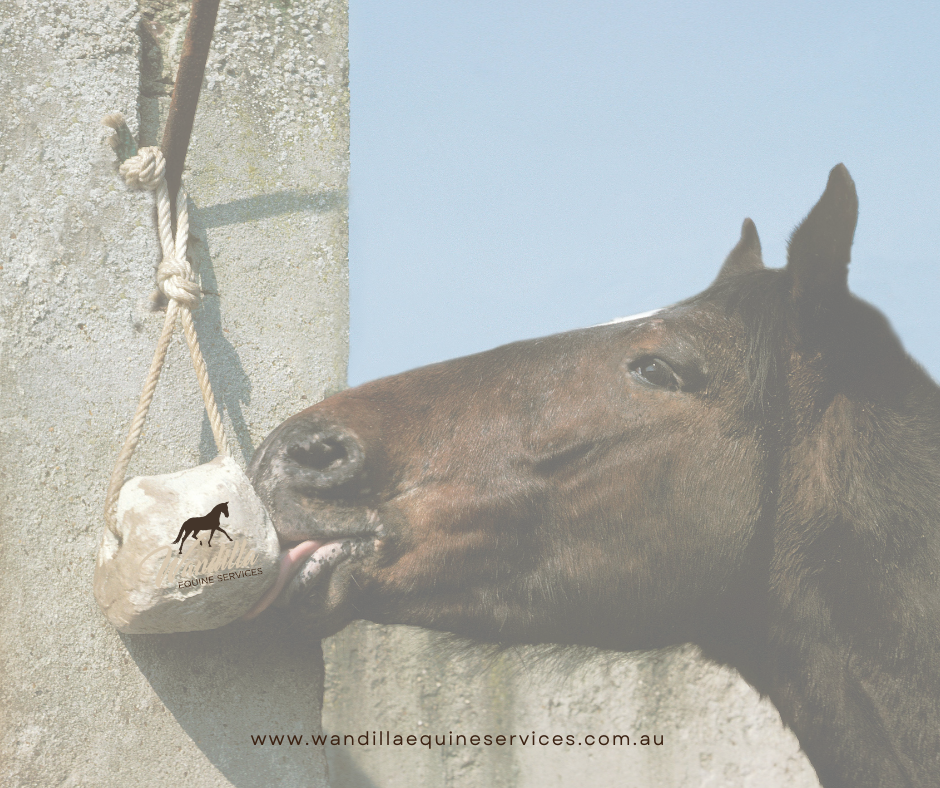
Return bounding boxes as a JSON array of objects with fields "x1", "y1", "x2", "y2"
[
  {"x1": 102, "y1": 111, "x2": 230, "y2": 535},
  {"x1": 158, "y1": 253, "x2": 202, "y2": 309},
  {"x1": 119, "y1": 146, "x2": 166, "y2": 192}
]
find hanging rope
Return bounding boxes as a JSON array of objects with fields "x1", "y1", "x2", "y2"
[{"x1": 103, "y1": 114, "x2": 230, "y2": 535}]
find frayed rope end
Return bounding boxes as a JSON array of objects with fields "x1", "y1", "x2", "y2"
[{"x1": 102, "y1": 112, "x2": 138, "y2": 164}]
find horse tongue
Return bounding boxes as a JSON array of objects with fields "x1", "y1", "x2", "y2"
[{"x1": 241, "y1": 540, "x2": 321, "y2": 620}]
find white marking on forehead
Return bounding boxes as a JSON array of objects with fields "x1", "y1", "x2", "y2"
[{"x1": 595, "y1": 306, "x2": 666, "y2": 327}]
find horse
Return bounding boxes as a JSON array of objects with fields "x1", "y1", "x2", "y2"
[
  {"x1": 171, "y1": 502, "x2": 232, "y2": 554},
  {"x1": 247, "y1": 165, "x2": 940, "y2": 788}
]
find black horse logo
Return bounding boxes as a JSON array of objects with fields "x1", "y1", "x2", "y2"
[{"x1": 171, "y1": 502, "x2": 232, "y2": 554}]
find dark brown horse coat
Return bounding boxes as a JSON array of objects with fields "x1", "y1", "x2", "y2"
[{"x1": 249, "y1": 166, "x2": 940, "y2": 788}]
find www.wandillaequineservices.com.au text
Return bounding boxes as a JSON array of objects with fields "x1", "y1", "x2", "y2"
[{"x1": 251, "y1": 731, "x2": 664, "y2": 748}]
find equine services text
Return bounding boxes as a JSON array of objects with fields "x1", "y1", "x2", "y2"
[
  {"x1": 250, "y1": 731, "x2": 665, "y2": 748},
  {"x1": 177, "y1": 568, "x2": 264, "y2": 589}
]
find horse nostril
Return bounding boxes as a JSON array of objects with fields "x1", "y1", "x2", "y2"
[{"x1": 286, "y1": 427, "x2": 365, "y2": 492}]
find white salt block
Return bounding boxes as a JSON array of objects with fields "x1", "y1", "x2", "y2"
[{"x1": 94, "y1": 455, "x2": 279, "y2": 634}]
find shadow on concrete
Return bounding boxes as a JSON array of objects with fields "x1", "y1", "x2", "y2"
[
  {"x1": 181, "y1": 188, "x2": 346, "y2": 464},
  {"x1": 123, "y1": 610, "x2": 329, "y2": 787},
  {"x1": 194, "y1": 190, "x2": 347, "y2": 229},
  {"x1": 184, "y1": 211, "x2": 256, "y2": 465},
  {"x1": 326, "y1": 745, "x2": 382, "y2": 788}
]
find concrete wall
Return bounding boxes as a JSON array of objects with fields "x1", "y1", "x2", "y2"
[
  {"x1": 0, "y1": 1, "x2": 348, "y2": 785},
  {"x1": 323, "y1": 627, "x2": 819, "y2": 788}
]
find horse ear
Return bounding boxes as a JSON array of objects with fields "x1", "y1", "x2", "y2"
[
  {"x1": 786, "y1": 164, "x2": 858, "y2": 305},
  {"x1": 714, "y1": 218, "x2": 763, "y2": 282}
]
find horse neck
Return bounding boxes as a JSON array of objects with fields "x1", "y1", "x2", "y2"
[{"x1": 765, "y1": 386, "x2": 940, "y2": 787}]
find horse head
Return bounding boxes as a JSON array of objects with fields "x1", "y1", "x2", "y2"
[{"x1": 248, "y1": 165, "x2": 940, "y2": 786}]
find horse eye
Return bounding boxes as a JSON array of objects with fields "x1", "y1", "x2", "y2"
[{"x1": 630, "y1": 357, "x2": 680, "y2": 391}]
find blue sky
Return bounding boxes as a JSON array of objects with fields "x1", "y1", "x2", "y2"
[{"x1": 347, "y1": 1, "x2": 940, "y2": 386}]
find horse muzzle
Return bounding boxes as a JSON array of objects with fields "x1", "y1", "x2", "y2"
[{"x1": 245, "y1": 409, "x2": 386, "y2": 620}]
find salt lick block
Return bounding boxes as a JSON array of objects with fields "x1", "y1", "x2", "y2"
[{"x1": 94, "y1": 456, "x2": 280, "y2": 634}]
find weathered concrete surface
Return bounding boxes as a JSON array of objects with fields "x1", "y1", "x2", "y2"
[
  {"x1": 323, "y1": 626, "x2": 819, "y2": 787},
  {"x1": 0, "y1": 0, "x2": 347, "y2": 785}
]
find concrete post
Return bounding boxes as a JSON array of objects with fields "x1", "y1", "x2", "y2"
[{"x1": 0, "y1": 1, "x2": 348, "y2": 785}]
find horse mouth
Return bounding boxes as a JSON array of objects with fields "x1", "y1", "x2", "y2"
[{"x1": 242, "y1": 534, "x2": 376, "y2": 620}]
